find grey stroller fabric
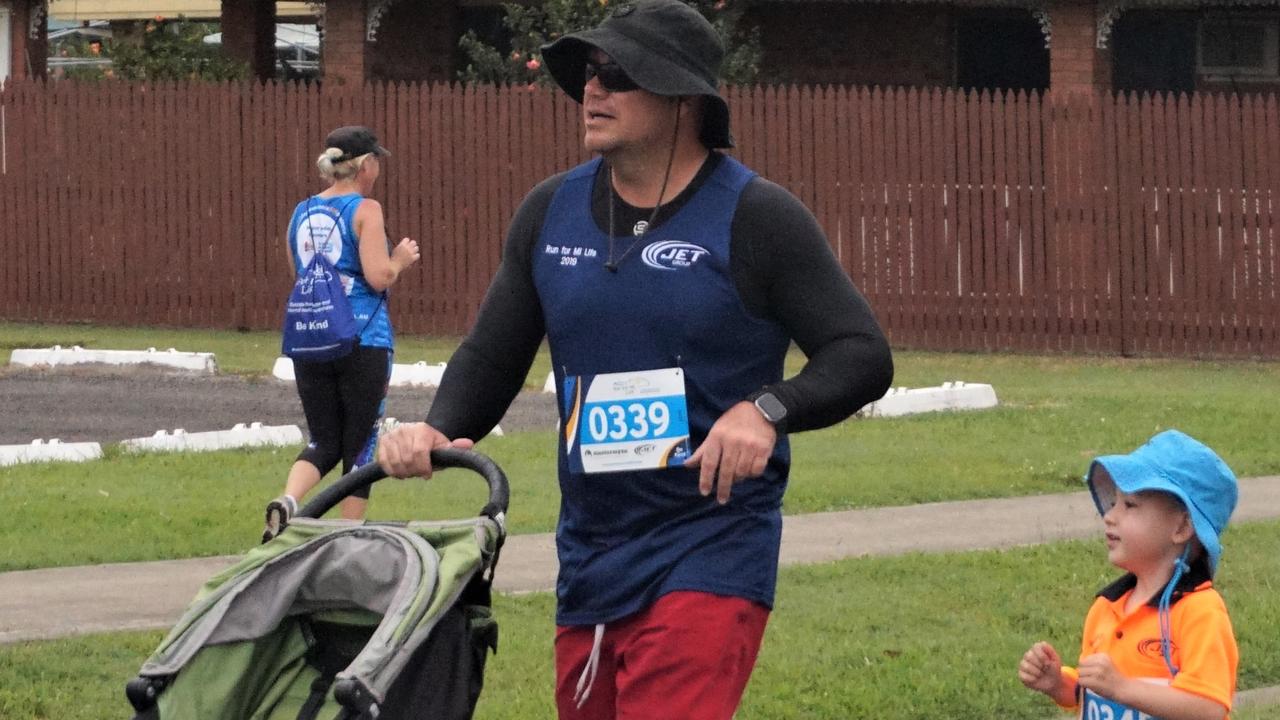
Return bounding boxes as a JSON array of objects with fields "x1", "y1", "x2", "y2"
[{"x1": 128, "y1": 517, "x2": 501, "y2": 720}]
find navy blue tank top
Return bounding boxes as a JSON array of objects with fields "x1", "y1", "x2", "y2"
[{"x1": 534, "y1": 156, "x2": 792, "y2": 626}]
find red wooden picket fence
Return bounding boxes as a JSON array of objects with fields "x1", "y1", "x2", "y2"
[{"x1": 1, "y1": 80, "x2": 1276, "y2": 357}]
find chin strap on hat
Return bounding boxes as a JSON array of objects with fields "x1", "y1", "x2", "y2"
[{"x1": 1157, "y1": 544, "x2": 1193, "y2": 677}]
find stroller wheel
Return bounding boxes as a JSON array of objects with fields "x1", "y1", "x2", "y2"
[{"x1": 262, "y1": 495, "x2": 298, "y2": 544}]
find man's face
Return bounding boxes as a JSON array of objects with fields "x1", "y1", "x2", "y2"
[{"x1": 581, "y1": 48, "x2": 677, "y2": 155}]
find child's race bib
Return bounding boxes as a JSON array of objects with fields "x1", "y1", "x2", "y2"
[
  {"x1": 563, "y1": 367, "x2": 690, "y2": 474},
  {"x1": 1082, "y1": 689, "x2": 1162, "y2": 720}
]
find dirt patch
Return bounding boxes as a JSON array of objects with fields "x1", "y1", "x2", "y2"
[{"x1": 0, "y1": 364, "x2": 559, "y2": 445}]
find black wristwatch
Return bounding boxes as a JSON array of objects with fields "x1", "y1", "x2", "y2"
[{"x1": 749, "y1": 390, "x2": 788, "y2": 430}]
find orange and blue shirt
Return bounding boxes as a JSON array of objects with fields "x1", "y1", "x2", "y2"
[{"x1": 1057, "y1": 561, "x2": 1238, "y2": 718}]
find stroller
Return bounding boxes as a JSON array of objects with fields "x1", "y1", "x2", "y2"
[{"x1": 126, "y1": 448, "x2": 509, "y2": 720}]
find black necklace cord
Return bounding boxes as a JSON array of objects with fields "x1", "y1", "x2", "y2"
[{"x1": 606, "y1": 102, "x2": 682, "y2": 273}]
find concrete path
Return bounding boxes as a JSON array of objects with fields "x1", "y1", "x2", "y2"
[{"x1": 4, "y1": 475, "x2": 1277, "y2": 647}]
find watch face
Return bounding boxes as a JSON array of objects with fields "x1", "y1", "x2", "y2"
[{"x1": 755, "y1": 393, "x2": 787, "y2": 422}]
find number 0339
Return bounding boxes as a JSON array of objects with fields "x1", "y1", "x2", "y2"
[{"x1": 586, "y1": 401, "x2": 671, "y2": 441}]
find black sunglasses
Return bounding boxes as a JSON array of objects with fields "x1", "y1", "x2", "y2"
[{"x1": 584, "y1": 61, "x2": 641, "y2": 93}]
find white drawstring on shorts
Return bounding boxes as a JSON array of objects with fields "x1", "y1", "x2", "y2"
[{"x1": 573, "y1": 623, "x2": 606, "y2": 709}]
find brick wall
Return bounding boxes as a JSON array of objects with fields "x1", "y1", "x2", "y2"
[
  {"x1": 308, "y1": 0, "x2": 1114, "y2": 96},
  {"x1": 323, "y1": 0, "x2": 367, "y2": 86},
  {"x1": 311, "y1": 0, "x2": 1268, "y2": 98},
  {"x1": 368, "y1": 0, "x2": 457, "y2": 83},
  {"x1": 9, "y1": 0, "x2": 46, "y2": 79},
  {"x1": 746, "y1": 3, "x2": 955, "y2": 87},
  {"x1": 220, "y1": 0, "x2": 275, "y2": 79},
  {"x1": 1049, "y1": 0, "x2": 1111, "y2": 94}
]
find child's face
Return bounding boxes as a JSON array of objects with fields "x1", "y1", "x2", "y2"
[{"x1": 1100, "y1": 490, "x2": 1193, "y2": 574}]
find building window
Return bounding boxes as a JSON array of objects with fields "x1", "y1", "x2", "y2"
[
  {"x1": 954, "y1": 8, "x2": 1049, "y2": 92},
  {"x1": 1197, "y1": 16, "x2": 1280, "y2": 79}
]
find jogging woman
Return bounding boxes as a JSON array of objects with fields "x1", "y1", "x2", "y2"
[{"x1": 265, "y1": 125, "x2": 420, "y2": 539}]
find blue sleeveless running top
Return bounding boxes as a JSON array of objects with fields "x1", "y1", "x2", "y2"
[{"x1": 287, "y1": 193, "x2": 393, "y2": 350}]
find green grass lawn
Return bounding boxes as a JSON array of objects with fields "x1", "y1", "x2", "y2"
[
  {"x1": 0, "y1": 441, "x2": 561, "y2": 571},
  {"x1": 1235, "y1": 704, "x2": 1280, "y2": 720},
  {"x1": 2, "y1": 400, "x2": 1277, "y2": 571},
  {"x1": 3, "y1": 322, "x2": 1279, "y2": 570},
  {"x1": 3, "y1": 521, "x2": 1277, "y2": 719}
]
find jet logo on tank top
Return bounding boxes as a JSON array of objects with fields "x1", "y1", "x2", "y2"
[{"x1": 641, "y1": 241, "x2": 709, "y2": 271}]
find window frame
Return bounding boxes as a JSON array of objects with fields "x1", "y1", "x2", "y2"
[{"x1": 1196, "y1": 14, "x2": 1280, "y2": 80}]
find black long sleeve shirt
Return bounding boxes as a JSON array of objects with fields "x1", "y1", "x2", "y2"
[{"x1": 427, "y1": 153, "x2": 893, "y2": 438}]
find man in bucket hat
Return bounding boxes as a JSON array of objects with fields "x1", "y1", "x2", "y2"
[
  {"x1": 1019, "y1": 429, "x2": 1239, "y2": 719},
  {"x1": 379, "y1": 1, "x2": 893, "y2": 716}
]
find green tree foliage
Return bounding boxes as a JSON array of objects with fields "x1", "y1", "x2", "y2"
[
  {"x1": 458, "y1": 0, "x2": 760, "y2": 86},
  {"x1": 110, "y1": 18, "x2": 249, "y2": 81},
  {"x1": 49, "y1": 34, "x2": 114, "y2": 81}
]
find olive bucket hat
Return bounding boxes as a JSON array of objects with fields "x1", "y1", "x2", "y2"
[{"x1": 541, "y1": 0, "x2": 734, "y2": 148}]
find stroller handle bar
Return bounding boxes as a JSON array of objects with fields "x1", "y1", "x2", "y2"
[{"x1": 297, "y1": 448, "x2": 511, "y2": 524}]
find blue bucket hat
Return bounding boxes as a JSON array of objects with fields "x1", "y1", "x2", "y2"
[{"x1": 1086, "y1": 429, "x2": 1238, "y2": 575}]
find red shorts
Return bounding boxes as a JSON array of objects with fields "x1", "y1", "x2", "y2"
[{"x1": 554, "y1": 590, "x2": 770, "y2": 720}]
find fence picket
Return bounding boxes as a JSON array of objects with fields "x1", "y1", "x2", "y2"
[
  {"x1": 1260, "y1": 95, "x2": 1280, "y2": 349},
  {"x1": 0, "y1": 81, "x2": 1275, "y2": 358}
]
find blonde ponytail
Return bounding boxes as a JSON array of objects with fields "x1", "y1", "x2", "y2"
[{"x1": 316, "y1": 147, "x2": 349, "y2": 181}]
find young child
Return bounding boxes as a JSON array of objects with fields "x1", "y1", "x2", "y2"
[{"x1": 1019, "y1": 429, "x2": 1239, "y2": 720}]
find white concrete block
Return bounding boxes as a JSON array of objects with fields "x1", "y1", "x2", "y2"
[
  {"x1": 10, "y1": 345, "x2": 217, "y2": 374},
  {"x1": 121, "y1": 423, "x2": 304, "y2": 453},
  {"x1": 0, "y1": 439, "x2": 103, "y2": 467},
  {"x1": 272, "y1": 356, "x2": 296, "y2": 381},
  {"x1": 389, "y1": 361, "x2": 447, "y2": 388},
  {"x1": 274, "y1": 358, "x2": 447, "y2": 388},
  {"x1": 862, "y1": 381, "x2": 998, "y2": 418}
]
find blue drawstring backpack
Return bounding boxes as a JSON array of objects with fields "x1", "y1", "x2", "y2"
[{"x1": 282, "y1": 199, "x2": 361, "y2": 362}]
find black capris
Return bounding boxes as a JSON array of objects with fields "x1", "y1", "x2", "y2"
[{"x1": 293, "y1": 345, "x2": 391, "y2": 499}]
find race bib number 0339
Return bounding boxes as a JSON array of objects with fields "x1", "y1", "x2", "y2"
[
  {"x1": 563, "y1": 367, "x2": 690, "y2": 474},
  {"x1": 1082, "y1": 689, "x2": 1161, "y2": 720}
]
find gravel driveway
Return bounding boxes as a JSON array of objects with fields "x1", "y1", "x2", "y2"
[{"x1": 1, "y1": 365, "x2": 558, "y2": 445}]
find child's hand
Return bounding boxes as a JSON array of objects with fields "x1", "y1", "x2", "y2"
[
  {"x1": 1078, "y1": 653, "x2": 1128, "y2": 699},
  {"x1": 1018, "y1": 641, "x2": 1064, "y2": 695}
]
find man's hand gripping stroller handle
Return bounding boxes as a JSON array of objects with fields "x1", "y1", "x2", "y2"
[{"x1": 297, "y1": 448, "x2": 510, "y2": 530}]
